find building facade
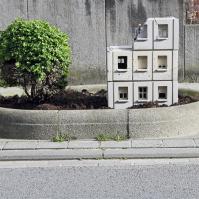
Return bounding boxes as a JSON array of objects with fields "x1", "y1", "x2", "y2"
[{"x1": 107, "y1": 17, "x2": 179, "y2": 109}]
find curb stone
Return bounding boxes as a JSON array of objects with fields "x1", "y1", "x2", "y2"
[
  {"x1": 0, "y1": 138, "x2": 198, "y2": 160},
  {"x1": 0, "y1": 149, "x2": 103, "y2": 160}
]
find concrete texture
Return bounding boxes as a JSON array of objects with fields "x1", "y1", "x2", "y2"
[
  {"x1": 0, "y1": 87, "x2": 25, "y2": 97},
  {"x1": 108, "y1": 18, "x2": 179, "y2": 109},
  {"x1": 1, "y1": 98, "x2": 199, "y2": 139},
  {"x1": 2, "y1": 141, "x2": 199, "y2": 160},
  {"x1": 0, "y1": 108, "x2": 59, "y2": 139},
  {"x1": 0, "y1": 141, "x2": 6, "y2": 150},
  {"x1": 66, "y1": 84, "x2": 106, "y2": 93},
  {"x1": 129, "y1": 101, "x2": 199, "y2": 138},
  {"x1": 4, "y1": 141, "x2": 38, "y2": 150},
  {"x1": 4, "y1": 145, "x2": 199, "y2": 160},
  {"x1": 0, "y1": 0, "x2": 197, "y2": 84},
  {"x1": 184, "y1": 25, "x2": 199, "y2": 82},
  {"x1": 36, "y1": 141, "x2": 68, "y2": 149},
  {"x1": 0, "y1": 138, "x2": 197, "y2": 151},
  {"x1": 104, "y1": 148, "x2": 199, "y2": 159},
  {"x1": 68, "y1": 140, "x2": 100, "y2": 149},
  {"x1": 27, "y1": 0, "x2": 106, "y2": 85},
  {"x1": 179, "y1": 83, "x2": 199, "y2": 92},
  {"x1": 194, "y1": 139, "x2": 199, "y2": 147},
  {"x1": 58, "y1": 109, "x2": 128, "y2": 139},
  {"x1": 100, "y1": 140, "x2": 131, "y2": 148},
  {"x1": 131, "y1": 139, "x2": 163, "y2": 148},
  {"x1": 0, "y1": 108, "x2": 128, "y2": 139},
  {"x1": 0, "y1": 138, "x2": 199, "y2": 160},
  {"x1": 162, "y1": 138, "x2": 195, "y2": 148},
  {"x1": 0, "y1": 149, "x2": 103, "y2": 160},
  {"x1": 106, "y1": 0, "x2": 185, "y2": 80}
]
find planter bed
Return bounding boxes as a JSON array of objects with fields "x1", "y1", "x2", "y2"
[
  {"x1": 0, "y1": 89, "x2": 197, "y2": 110},
  {"x1": 0, "y1": 101, "x2": 199, "y2": 140},
  {"x1": 0, "y1": 88, "x2": 199, "y2": 140}
]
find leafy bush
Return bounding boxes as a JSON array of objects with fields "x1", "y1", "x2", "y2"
[
  {"x1": 0, "y1": 78, "x2": 7, "y2": 87},
  {"x1": 0, "y1": 19, "x2": 71, "y2": 101}
]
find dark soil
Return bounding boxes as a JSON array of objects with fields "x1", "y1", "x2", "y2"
[
  {"x1": 0, "y1": 89, "x2": 197, "y2": 110},
  {"x1": 0, "y1": 89, "x2": 108, "y2": 110},
  {"x1": 130, "y1": 95, "x2": 198, "y2": 109}
]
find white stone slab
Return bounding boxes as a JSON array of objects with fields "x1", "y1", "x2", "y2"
[
  {"x1": 4, "y1": 141, "x2": 38, "y2": 150},
  {"x1": 68, "y1": 141, "x2": 100, "y2": 149},
  {"x1": 36, "y1": 141, "x2": 68, "y2": 149},
  {"x1": 100, "y1": 141, "x2": 131, "y2": 149},
  {"x1": 162, "y1": 139, "x2": 195, "y2": 148},
  {"x1": 0, "y1": 149, "x2": 103, "y2": 160},
  {"x1": 131, "y1": 139, "x2": 163, "y2": 148},
  {"x1": 104, "y1": 148, "x2": 199, "y2": 159}
]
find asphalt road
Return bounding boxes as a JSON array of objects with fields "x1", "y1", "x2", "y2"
[{"x1": 0, "y1": 159, "x2": 199, "y2": 199}]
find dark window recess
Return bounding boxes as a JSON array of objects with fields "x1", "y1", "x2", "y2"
[
  {"x1": 159, "y1": 92, "x2": 167, "y2": 99},
  {"x1": 138, "y1": 56, "x2": 148, "y2": 69},
  {"x1": 158, "y1": 24, "x2": 168, "y2": 38},
  {"x1": 118, "y1": 56, "x2": 127, "y2": 69},
  {"x1": 158, "y1": 86, "x2": 167, "y2": 99},
  {"x1": 158, "y1": 65, "x2": 167, "y2": 69},
  {"x1": 158, "y1": 56, "x2": 167, "y2": 69}
]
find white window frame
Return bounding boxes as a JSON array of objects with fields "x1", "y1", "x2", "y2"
[
  {"x1": 118, "y1": 87, "x2": 128, "y2": 102},
  {"x1": 138, "y1": 87, "x2": 148, "y2": 101}
]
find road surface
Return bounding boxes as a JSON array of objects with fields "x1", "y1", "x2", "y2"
[{"x1": 0, "y1": 159, "x2": 198, "y2": 199}]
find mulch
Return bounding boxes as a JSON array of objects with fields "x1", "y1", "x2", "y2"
[{"x1": 0, "y1": 89, "x2": 197, "y2": 110}]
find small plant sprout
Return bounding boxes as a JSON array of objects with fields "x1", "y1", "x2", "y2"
[
  {"x1": 52, "y1": 133, "x2": 77, "y2": 142},
  {"x1": 96, "y1": 134, "x2": 128, "y2": 142}
]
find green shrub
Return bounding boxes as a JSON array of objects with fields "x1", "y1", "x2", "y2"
[
  {"x1": 0, "y1": 79, "x2": 7, "y2": 87},
  {"x1": 0, "y1": 18, "x2": 71, "y2": 101}
]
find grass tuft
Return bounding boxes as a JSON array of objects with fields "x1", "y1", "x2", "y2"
[
  {"x1": 96, "y1": 134, "x2": 127, "y2": 142},
  {"x1": 52, "y1": 133, "x2": 77, "y2": 142}
]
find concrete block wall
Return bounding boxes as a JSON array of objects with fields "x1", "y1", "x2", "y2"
[
  {"x1": 0, "y1": 0, "x2": 198, "y2": 84},
  {"x1": 133, "y1": 51, "x2": 153, "y2": 80},
  {"x1": 107, "y1": 17, "x2": 179, "y2": 108}
]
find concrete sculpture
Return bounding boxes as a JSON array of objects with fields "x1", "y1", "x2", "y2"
[{"x1": 107, "y1": 17, "x2": 179, "y2": 109}]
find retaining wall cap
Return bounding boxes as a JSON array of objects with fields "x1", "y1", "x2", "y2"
[{"x1": 0, "y1": 101, "x2": 199, "y2": 140}]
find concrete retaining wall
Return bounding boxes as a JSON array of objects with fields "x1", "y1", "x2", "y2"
[
  {"x1": 1, "y1": 101, "x2": 199, "y2": 140},
  {"x1": 0, "y1": 108, "x2": 128, "y2": 140},
  {"x1": 129, "y1": 102, "x2": 199, "y2": 138},
  {"x1": 184, "y1": 25, "x2": 199, "y2": 81}
]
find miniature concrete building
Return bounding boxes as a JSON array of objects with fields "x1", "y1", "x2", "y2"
[{"x1": 107, "y1": 17, "x2": 179, "y2": 109}]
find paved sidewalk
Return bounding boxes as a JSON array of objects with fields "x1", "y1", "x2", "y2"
[{"x1": 0, "y1": 138, "x2": 199, "y2": 160}]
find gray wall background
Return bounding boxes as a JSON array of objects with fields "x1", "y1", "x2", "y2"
[{"x1": 0, "y1": 0, "x2": 196, "y2": 84}]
